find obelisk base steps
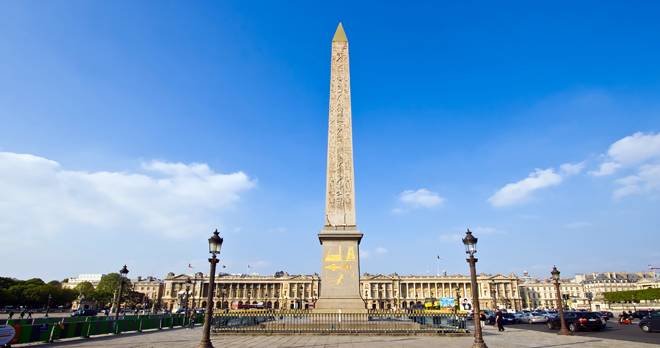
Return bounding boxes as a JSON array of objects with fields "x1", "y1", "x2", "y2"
[{"x1": 317, "y1": 229, "x2": 366, "y2": 312}]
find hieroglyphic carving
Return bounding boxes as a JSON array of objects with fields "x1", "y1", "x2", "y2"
[{"x1": 325, "y1": 37, "x2": 356, "y2": 226}]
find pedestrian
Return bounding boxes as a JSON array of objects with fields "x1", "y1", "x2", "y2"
[
  {"x1": 8, "y1": 310, "x2": 14, "y2": 320},
  {"x1": 27, "y1": 310, "x2": 33, "y2": 319},
  {"x1": 187, "y1": 313, "x2": 195, "y2": 329},
  {"x1": 19, "y1": 310, "x2": 25, "y2": 319},
  {"x1": 479, "y1": 311, "x2": 487, "y2": 329},
  {"x1": 495, "y1": 309, "x2": 504, "y2": 332}
]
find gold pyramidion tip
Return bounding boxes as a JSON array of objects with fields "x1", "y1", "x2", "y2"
[{"x1": 333, "y1": 23, "x2": 348, "y2": 42}]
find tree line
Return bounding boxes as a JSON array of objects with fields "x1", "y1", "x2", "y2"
[
  {"x1": 1, "y1": 273, "x2": 147, "y2": 310},
  {"x1": 603, "y1": 288, "x2": 660, "y2": 303},
  {"x1": 0, "y1": 277, "x2": 77, "y2": 309}
]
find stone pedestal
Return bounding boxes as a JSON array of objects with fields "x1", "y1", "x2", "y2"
[{"x1": 315, "y1": 228, "x2": 366, "y2": 311}]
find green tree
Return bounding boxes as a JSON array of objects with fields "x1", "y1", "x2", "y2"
[
  {"x1": 48, "y1": 280, "x2": 62, "y2": 288},
  {"x1": 96, "y1": 273, "x2": 133, "y2": 303},
  {"x1": 0, "y1": 277, "x2": 19, "y2": 290},
  {"x1": 74, "y1": 281, "x2": 95, "y2": 296},
  {"x1": 0, "y1": 288, "x2": 17, "y2": 307}
]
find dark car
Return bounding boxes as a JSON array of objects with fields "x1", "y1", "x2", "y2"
[
  {"x1": 632, "y1": 310, "x2": 653, "y2": 319},
  {"x1": 71, "y1": 309, "x2": 98, "y2": 317},
  {"x1": 546, "y1": 311, "x2": 605, "y2": 332},
  {"x1": 502, "y1": 313, "x2": 518, "y2": 324},
  {"x1": 596, "y1": 311, "x2": 611, "y2": 320},
  {"x1": 601, "y1": 311, "x2": 614, "y2": 319},
  {"x1": 639, "y1": 311, "x2": 660, "y2": 333}
]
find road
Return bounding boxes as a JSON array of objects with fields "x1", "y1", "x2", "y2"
[{"x1": 486, "y1": 318, "x2": 660, "y2": 345}]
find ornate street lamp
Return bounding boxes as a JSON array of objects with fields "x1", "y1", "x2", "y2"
[
  {"x1": 462, "y1": 229, "x2": 487, "y2": 348},
  {"x1": 551, "y1": 266, "x2": 572, "y2": 336},
  {"x1": 114, "y1": 265, "x2": 129, "y2": 321},
  {"x1": 198, "y1": 229, "x2": 223, "y2": 348}
]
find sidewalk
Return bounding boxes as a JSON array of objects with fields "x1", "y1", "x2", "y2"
[{"x1": 18, "y1": 326, "x2": 658, "y2": 348}]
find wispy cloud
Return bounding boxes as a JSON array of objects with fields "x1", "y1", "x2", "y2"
[
  {"x1": 488, "y1": 162, "x2": 584, "y2": 207},
  {"x1": 399, "y1": 189, "x2": 445, "y2": 208},
  {"x1": 376, "y1": 247, "x2": 388, "y2": 254},
  {"x1": 360, "y1": 250, "x2": 371, "y2": 259},
  {"x1": 590, "y1": 132, "x2": 660, "y2": 176},
  {"x1": 0, "y1": 152, "x2": 256, "y2": 241},
  {"x1": 391, "y1": 208, "x2": 407, "y2": 214}
]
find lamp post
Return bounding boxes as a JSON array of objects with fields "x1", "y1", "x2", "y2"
[
  {"x1": 551, "y1": 266, "x2": 572, "y2": 336},
  {"x1": 585, "y1": 292, "x2": 593, "y2": 311},
  {"x1": 114, "y1": 265, "x2": 129, "y2": 321},
  {"x1": 455, "y1": 286, "x2": 461, "y2": 312},
  {"x1": 45, "y1": 294, "x2": 52, "y2": 318},
  {"x1": 462, "y1": 229, "x2": 487, "y2": 348},
  {"x1": 631, "y1": 294, "x2": 636, "y2": 312},
  {"x1": 220, "y1": 287, "x2": 226, "y2": 310},
  {"x1": 490, "y1": 280, "x2": 497, "y2": 310},
  {"x1": 198, "y1": 229, "x2": 223, "y2": 348},
  {"x1": 184, "y1": 278, "x2": 192, "y2": 320}
]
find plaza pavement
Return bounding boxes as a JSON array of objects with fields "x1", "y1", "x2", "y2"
[{"x1": 17, "y1": 325, "x2": 659, "y2": 348}]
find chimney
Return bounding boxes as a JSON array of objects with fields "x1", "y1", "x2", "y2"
[{"x1": 137, "y1": 276, "x2": 142, "y2": 281}]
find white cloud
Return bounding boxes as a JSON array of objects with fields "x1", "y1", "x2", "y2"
[
  {"x1": 488, "y1": 168, "x2": 563, "y2": 207},
  {"x1": 391, "y1": 208, "x2": 406, "y2": 214},
  {"x1": 566, "y1": 222, "x2": 592, "y2": 228},
  {"x1": 376, "y1": 247, "x2": 388, "y2": 254},
  {"x1": 439, "y1": 234, "x2": 462, "y2": 242},
  {"x1": 0, "y1": 152, "x2": 256, "y2": 241},
  {"x1": 488, "y1": 162, "x2": 584, "y2": 207},
  {"x1": 613, "y1": 163, "x2": 660, "y2": 199},
  {"x1": 360, "y1": 250, "x2": 371, "y2": 259},
  {"x1": 560, "y1": 162, "x2": 586, "y2": 176},
  {"x1": 399, "y1": 189, "x2": 445, "y2": 208},
  {"x1": 590, "y1": 132, "x2": 660, "y2": 176}
]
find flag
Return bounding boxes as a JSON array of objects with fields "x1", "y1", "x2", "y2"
[
  {"x1": 222, "y1": 265, "x2": 226, "y2": 268},
  {"x1": 188, "y1": 264, "x2": 194, "y2": 269},
  {"x1": 437, "y1": 256, "x2": 442, "y2": 260},
  {"x1": 248, "y1": 265, "x2": 252, "y2": 268}
]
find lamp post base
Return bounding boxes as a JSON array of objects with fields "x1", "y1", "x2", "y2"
[
  {"x1": 472, "y1": 340, "x2": 488, "y2": 348},
  {"x1": 197, "y1": 340, "x2": 214, "y2": 348},
  {"x1": 557, "y1": 328, "x2": 573, "y2": 336}
]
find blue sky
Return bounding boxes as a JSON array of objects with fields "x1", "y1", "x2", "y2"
[{"x1": 1, "y1": 1, "x2": 659, "y2": 282}]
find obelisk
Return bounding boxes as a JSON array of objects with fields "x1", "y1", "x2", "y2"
[{"x1": 315, "y1": 23, "x2": 366, "y2": 311}]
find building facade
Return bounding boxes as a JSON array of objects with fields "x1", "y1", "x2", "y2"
[
  {"x1": 63, "y1": 274, "x2": 107, "y2": 289},
  {"x1": 131, "y1": 276, "x2": 165, "y2": 309},
  {"x1": 518, "y1": 271, "x2": 587, "y2": 310},
  {"x1": 160, "y1": 271, "x2": 522, "y2": 311}
]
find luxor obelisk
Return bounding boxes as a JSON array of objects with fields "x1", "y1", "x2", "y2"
[{"x1": 315, "y1": 23, "x2": 366, "y2": 311}]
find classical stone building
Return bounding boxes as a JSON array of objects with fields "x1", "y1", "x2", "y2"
[
  {"x1": 518, "y1": 271, "x2": 587, "y2": 310},
  {"x1": 131, "y1": 276, "x2": 165, "y2": 309},
  {"x1": 161, "y1": 271, "x2": 522, "y2": 311},
  {"x1": 63, "y1": 274, "x2": 106, "y2": 289}
]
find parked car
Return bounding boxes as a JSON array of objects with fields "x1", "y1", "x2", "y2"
[
  {"x1": 601, "y1": 311, "x2": 614, "y2": 319},
  {"x1": 547, "y1": 311, "x2": 605, "y2": 332},
  {"x1": 71, "y1": 309, "x2": 98, "y2": 317},
  {"x1": 502, "y1": 313, "x2": 518, "y2": 324},
  {"x1": 632, "y1": 310, "x2": 653, "y2": 319},
  {"x1": 521, "y1": 312, "x2": 549, "y2": 324},
  {"x1": 639, "y1": 311, "x2": 660, "y2": 333}
]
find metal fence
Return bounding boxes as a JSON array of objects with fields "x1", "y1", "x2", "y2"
[{"x1": 212, "y1": 310, "x2": 468, "y2": 334}]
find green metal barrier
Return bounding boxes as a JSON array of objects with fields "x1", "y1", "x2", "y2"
[{"x1": 0, "y1": 314, "x2": 198, "y2": 345}]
